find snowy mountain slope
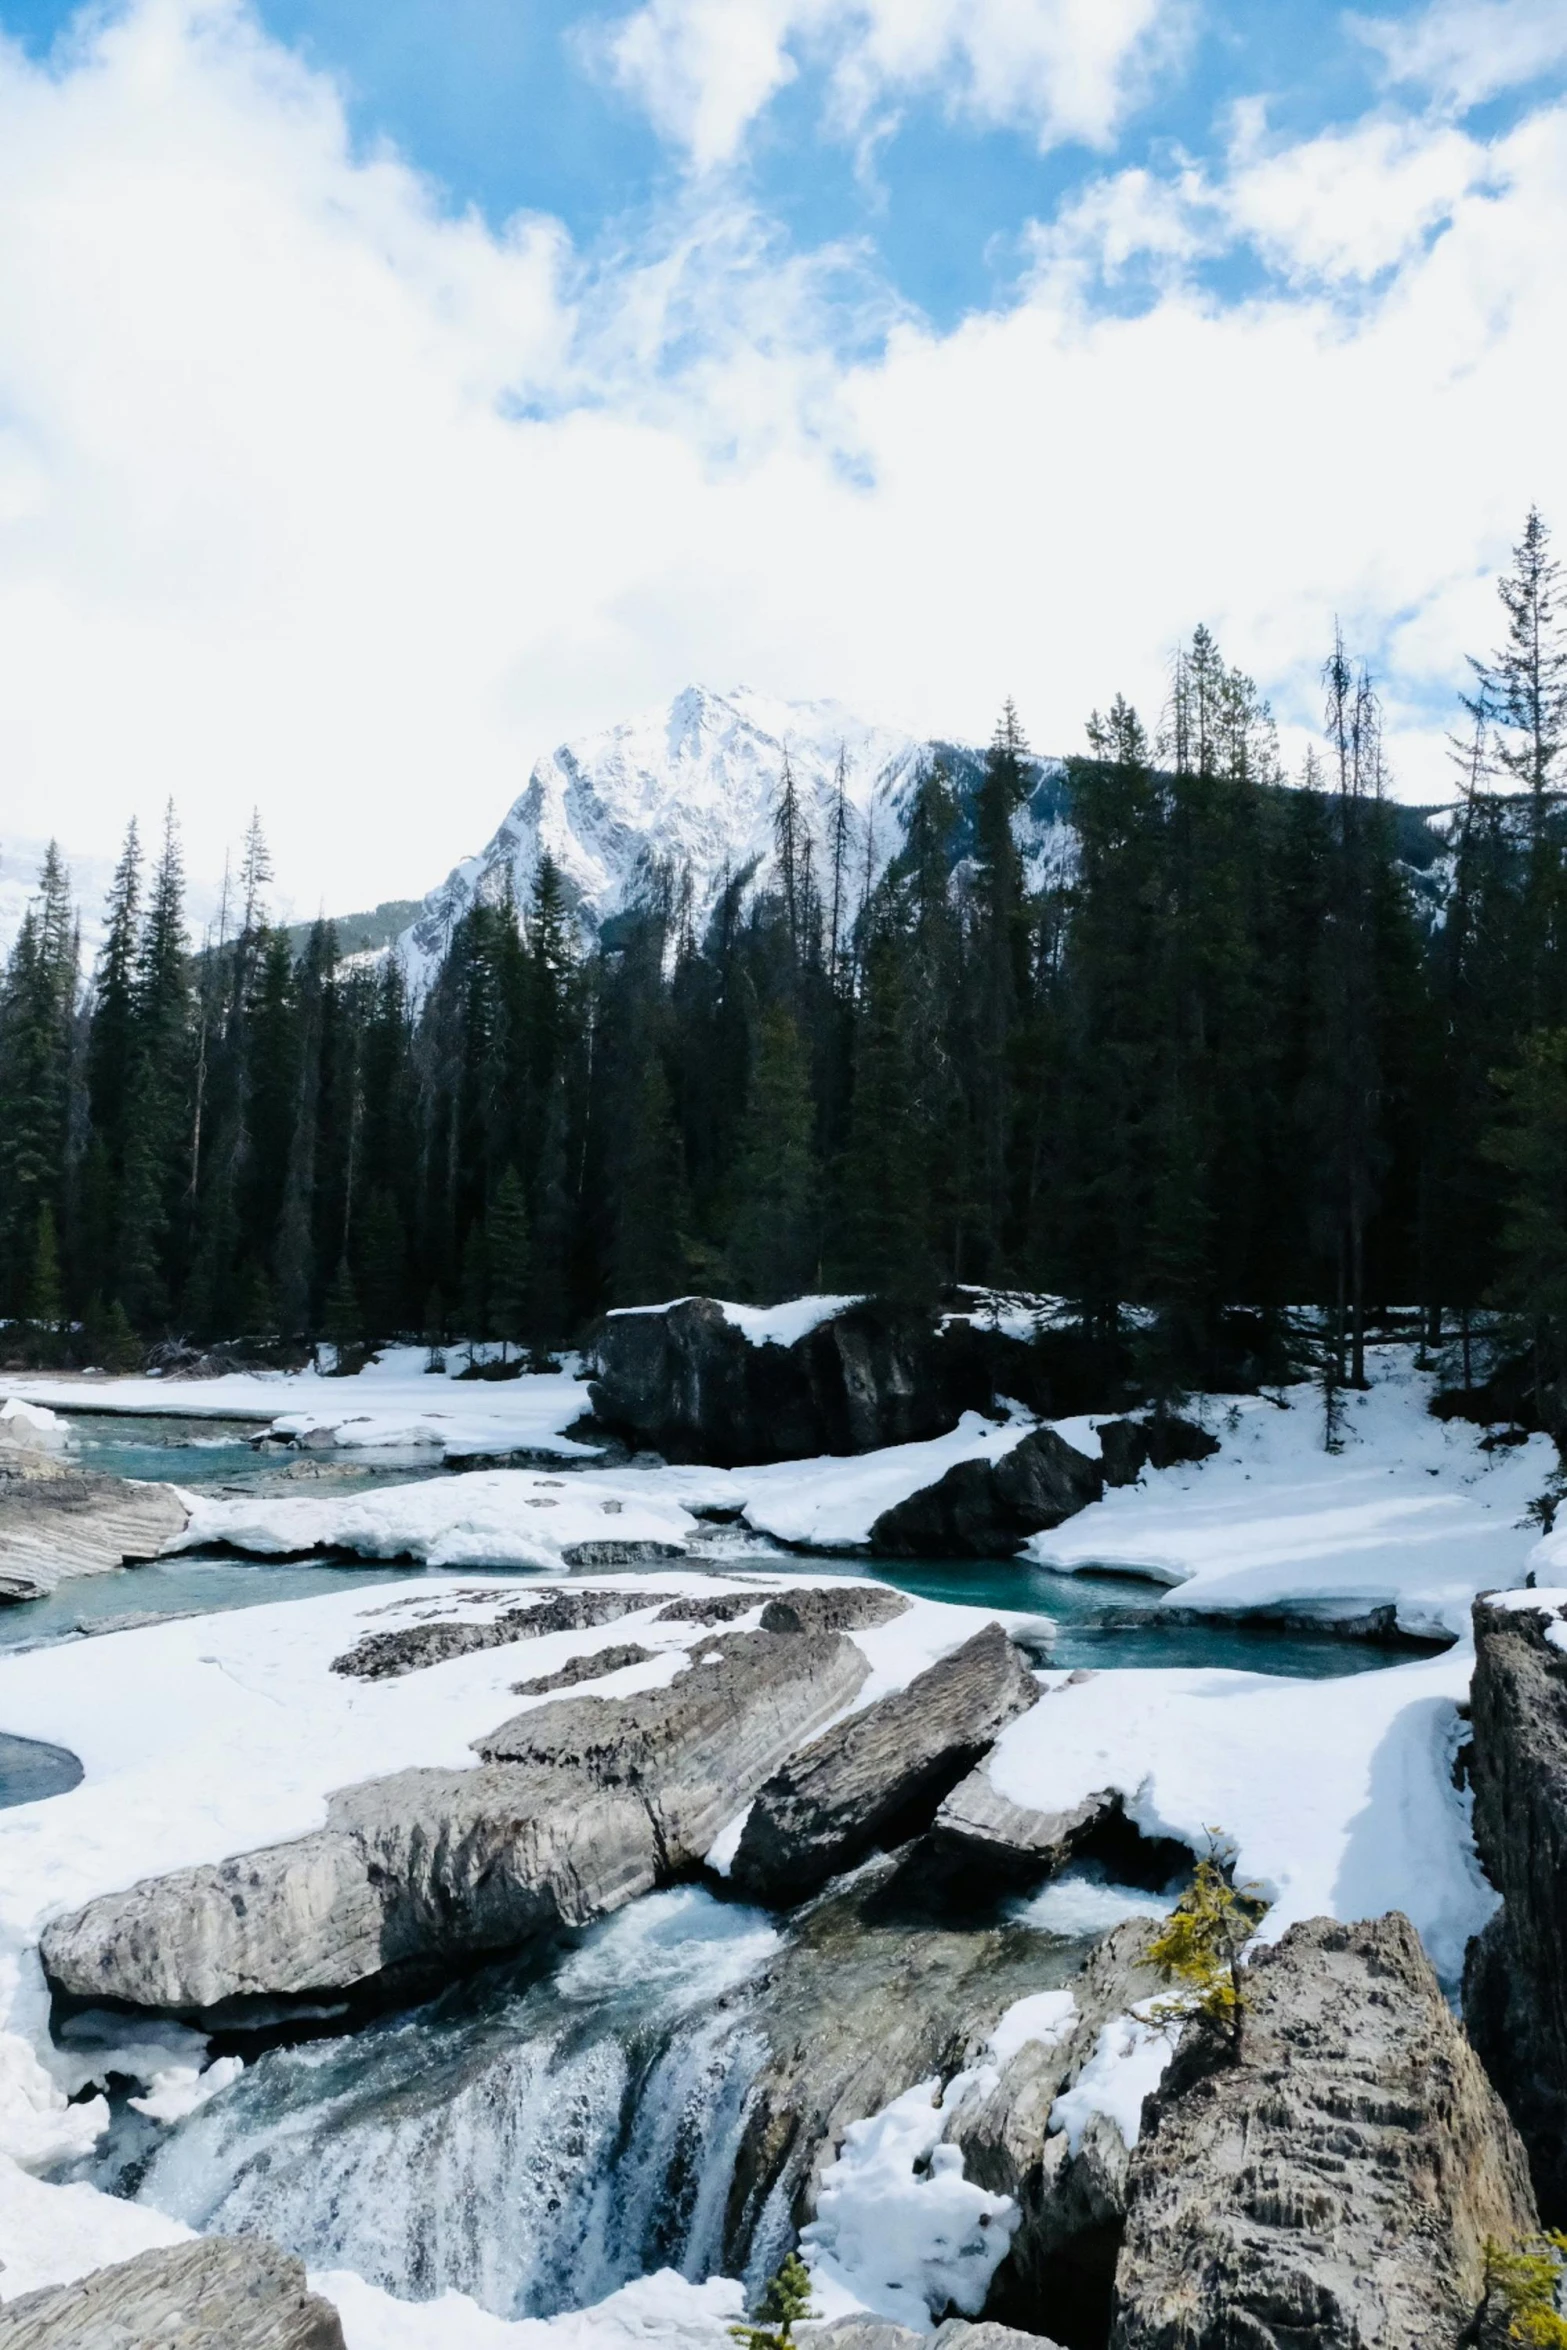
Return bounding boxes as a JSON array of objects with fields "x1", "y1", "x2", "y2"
[{"x1": 400, "y1": 685, "x2": 1070, "y2": 973}]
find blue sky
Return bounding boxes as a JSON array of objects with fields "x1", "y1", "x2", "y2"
[
  {"x1": 0, "y1": 0, "x2": 1564, "y2": 904},
  {"x1": 5, "y1": 0, "x2": 1556, "y2": 324}
]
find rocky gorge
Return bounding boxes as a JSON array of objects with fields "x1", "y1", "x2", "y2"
[{"x1": 3, "y1": 1313, "x2": 1567, "y2": 2349}]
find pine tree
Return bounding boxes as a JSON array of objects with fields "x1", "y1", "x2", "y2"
[
  {"x1": 1486, "y1": 1029, "x2": 1567, "y2": 1419},
  {"x1": 487, "y1": 1166, "x2": 530, "y2": 1359},
  {"x1": 359, "y1": 1187, "x2": 408, "y2": 1343},
  {"x1": 0, "y1": 849, "x2": 78, "y2": 1314},
  {"x1": 1467, "y1": 507, "x2": 1567, "y2": 824},
  {"x1": 612, "y1": 1055, "x2": 692, "y2": 1306},
  {"x1": 322, "y1": 1255, "x2": 363, "y2": 1360},
  {"x1": 727, "y1": 1006, "x2": 816, "y2": 1301}
]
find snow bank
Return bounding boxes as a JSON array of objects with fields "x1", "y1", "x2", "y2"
[
  {"x1": 985, "y1": 1649, "x2": 1490, "y2": 1992},
  {"x1": 323, "y1": 2269, "x2": 746, "y2": 2350},
  {"x1": 1028, "y1": 1350, "x2": 1550, "y2": 1638},
  {"x1": 175, "y1": 1465, "x2": 730, "y2": 1572},
  {"x1": 4, "y1": 1349, "x2": 599, "y2": 1462},
  {"x1": 0, "y1": 1398, "x2": 65, "y2": 1447},
  {"x1": 985, "y1": 1989, "x2": 1077, "y2": 2067},
  {"x1": 801, "y1": 2073, "x2": 1019, "y2": 2331}
]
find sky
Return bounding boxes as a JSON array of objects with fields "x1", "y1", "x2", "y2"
[{"x1": 0, "y1": 0, "x2": 1565, "y2": 917}]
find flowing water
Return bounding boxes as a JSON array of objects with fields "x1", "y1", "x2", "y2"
[{"x1": 109, "y1": 1890, "x2": 781, "y2": 2316}]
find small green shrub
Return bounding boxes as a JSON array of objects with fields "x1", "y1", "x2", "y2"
[
  {"x1": 730, "y1": 2252, "x2": 815, "y2": 2350},
  {"x1": 1146, "y1": 1836, "x2": 1267, "y2": 2048},
  {"x1": 1483, "y1": 2232, "x2": 1567, "y2": 2344}
]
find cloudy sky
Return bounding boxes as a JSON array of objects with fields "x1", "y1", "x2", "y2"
[{"x1": 0, "y1": 0, "x2": 1564, "y2": 915}]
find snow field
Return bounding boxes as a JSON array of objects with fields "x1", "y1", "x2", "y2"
[{"x1": 1028, "y1": 1349, "x2": 1550, "y2": 1639}]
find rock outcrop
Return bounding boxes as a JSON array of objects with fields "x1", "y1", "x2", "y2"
[
  {"x1": 868, "y1": 1430, "x2": 1104, "y2": 1558},
  {"x1": 731, "y1": 1624, "x2": 1038, "y2": 1902},
  {"x1": 758, "y1": 1584, "x2": 910, "y2": 1635},
  {"x1": 1465, "y1": 1590, "x2": 1567, "y2": 2216},
  {"x1": 586, "y1": 1297, "x2": 1059, "y2": 1466},
  {"x1": 330, "y1": 1586, "x2": 679, "y2": 1679},
  {"x1": 0, "y1": 2234, "x2": 345, "y2": 2349},
  {"x1": 950, "y1": 1920, "x2": 1166, "y2": 2350},
  {"x1": 41, "y1": 1629, "x2": 868, "y2": 2020},
  {"x1": 1113, "y1": 1913, "x2": 1537, "y2": 2350},
  {"x1": 0, "y1": 1474, "x2": 190, "y2": 1603},
  {"x1": 722, "y1": 1852, "x2": 1087, "y2": 2267}
]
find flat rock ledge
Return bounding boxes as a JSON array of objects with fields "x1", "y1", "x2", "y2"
[
  {"x1": 731, "y1": 1623, "x2": 1039, "y2": 1903},
  {"x1": 40, "y1": 1628, "x2": 869, "y2": 2020},
  {"x1": 1113, "y1": 1912, "x2": 1538, "y2": 2350},
  {"x1": 0, "y1": 2234, "x2": 345, "y2": 2350},
  {"x1": 0, "y1": 1474, "x2": 190, "y2": 1603}
]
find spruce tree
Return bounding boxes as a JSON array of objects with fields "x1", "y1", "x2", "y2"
[
  {"x1": 727, "y1": 1006, "x2": 817, "y2": 1301},
  {"x1": 359, "y1": 1188, "x2": 408, "y2": 1343},
  {"x1": 487, "y1": 1166, "x2": 530, "y2": 1359}
]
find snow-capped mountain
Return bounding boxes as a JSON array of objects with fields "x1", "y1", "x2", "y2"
[{"x1": 402, "y1": 686, "x2": 962, "y2": 973}]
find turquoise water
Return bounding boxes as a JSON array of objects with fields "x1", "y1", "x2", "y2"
[
  {"x1": 0, "y1": 1553, "x2": 418, "y2": 1655},
  {"x1": 0, "y1": 1729, "x2": 83, "y2": 1807},
  {"x1": 0, "y1": 1410, "x2": 1426, "y2": 1682}
]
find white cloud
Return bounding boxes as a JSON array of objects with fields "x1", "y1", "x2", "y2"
[
  {"x1": 1357, "y1": 0, "x2": 1567, "y2": 109},
  {"x1": 0, "y1": 0, "x2": 1564, "y2": 912},
  {"x1": 596, "y1": 0, "x2": 1179, "y2": 172}
]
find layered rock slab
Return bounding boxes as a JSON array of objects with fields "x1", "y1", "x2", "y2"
[
  {"x1": 0, "y1": 2234, "x2": 345, "y2": 2349},
  {"x1": 1464, "y1": 1589, "x2": 1567, "y2": 2216},
  {"x1": 731, "y1": 1624, "x2": 1038, "y2": 1903},
  {"x1": 41, "y1": 1629, "x2": 868, "y2": 2019},
  {"x1": 0, "y1": 1473, "x2": 189, "y2": 1603},
  {"x1": 1113, "y1": 1912, "x2": 1537, "y2": 2350}
]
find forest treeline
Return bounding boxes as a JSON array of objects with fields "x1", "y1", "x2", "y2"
[{"x1": 4, "y1": 510, "x2": 1567, "y2": 1404}]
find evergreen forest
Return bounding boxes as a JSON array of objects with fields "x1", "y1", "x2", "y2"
[{"x1": 5, "y1": 510, "x2": 1567, "y2": 1408}]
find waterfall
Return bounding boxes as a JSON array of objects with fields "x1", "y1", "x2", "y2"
[{"x1": 127, "y1": 1889, "x2": 779, "y2": 2321}]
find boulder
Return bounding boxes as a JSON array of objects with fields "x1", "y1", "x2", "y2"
[
  {"x1": 1139, "y1": 1413, "x2": 1219, "y2": 1471},
  {"x1": 0, "y1": 1474, "x2": 189, "y2": 1603},
  {"x1": 1112, "y1": 1913, "x2": 1538, "y2": 2350},
  {"x1": 42, "y1": 1629, "x2": 869, "y2": 2020},
  {"x1": 932, "y1": 1765, "x2": 1121, "y2": 1884},
  {"x1": 1464, "y1": 1590, "x2": 1567, "y2": 2216},
  {"x1": 586, "y1": 1297, "x2": 1045, "y2": 1467},
  {"x1": 759, "y1": 1584, "x2": 911, "y2": 1635},
  {"x1": 730, "y1": 1624, "x2": 1038, "y2": 1903},
  {"x1": 0, "y1": 2233, "x2": 345, "y2": 2349},
  {"x1": 868, "y1": 1431, "x2": 1103, "y2": 1559},
  {"x1": 1094, "y1": 1422, "x2": 1148, "y2": 1489}
]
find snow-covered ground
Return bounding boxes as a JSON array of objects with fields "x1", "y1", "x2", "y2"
[
  {"x1": 0, "y1": 1339, "x2": 1552, "y2": 2342},
  {"x1": 988, "y1": 1647, "x2": 1488, "y2": 1992},
  {"x1": 3, "y1": 1348, "x2": 599, "y2": 1463},
  {"x1": 1028, "y1": 1351, "x2": 1551, "y2": 1640}
]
